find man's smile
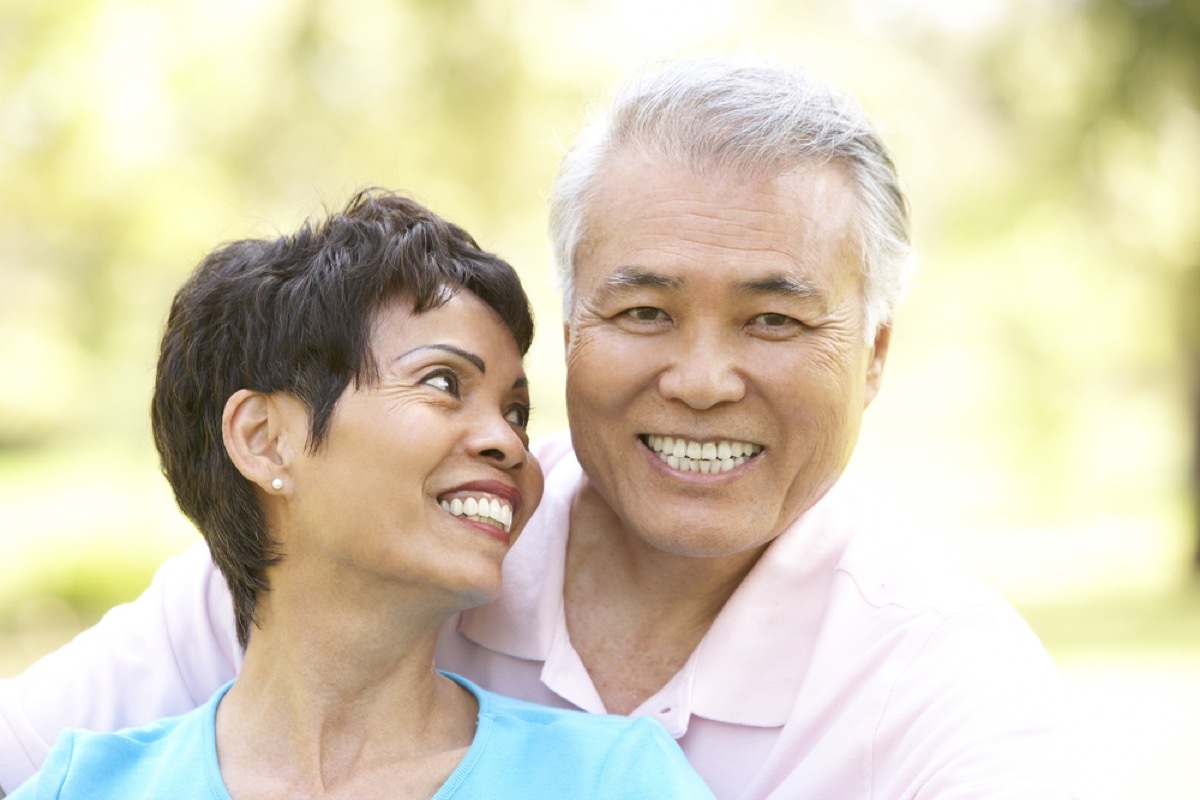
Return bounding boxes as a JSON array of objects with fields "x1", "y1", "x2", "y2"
[{"x1": 640, "y1": 434, "x2": 764, "y2": 474}]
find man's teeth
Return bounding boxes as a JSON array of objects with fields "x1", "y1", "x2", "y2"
[
  {"x1": 439, "y1": 496, "x2": 513, "y2": 534},
  {"x1": 644, "y1": 435, "x2": 763, "y2": 473}
]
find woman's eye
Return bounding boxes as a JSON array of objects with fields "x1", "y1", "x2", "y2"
[
  {"x1": 422, "y1": 370, "x2": 460, "y2": 397},
  {"x1": 504, "y1": 404, "x2": 531, "y2": 430}
]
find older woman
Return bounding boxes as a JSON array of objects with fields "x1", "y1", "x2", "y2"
[{"x1": 10, "y1": 190, "x2": 711, "y2": 799}]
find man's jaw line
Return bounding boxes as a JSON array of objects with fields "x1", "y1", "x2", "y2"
[{"x1": 639, "y1": 433, "x2": 764, "y2": 475}]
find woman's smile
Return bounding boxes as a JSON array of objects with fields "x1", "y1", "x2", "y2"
[{"x1": 438, "y1": 479, "x2": 525, "y2": 539}]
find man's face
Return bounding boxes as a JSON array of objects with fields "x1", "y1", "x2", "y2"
[{"x1": 564, "y1": 151, "x2": 889, "y2": 559}]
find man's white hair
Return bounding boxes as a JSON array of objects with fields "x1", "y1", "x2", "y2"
[{"x1": 548, "y1": 55, "x2": 916, "y2": 339}]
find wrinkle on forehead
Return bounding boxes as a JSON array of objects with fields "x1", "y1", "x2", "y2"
[
  {"x1": 574, "y1": 152, "x2": 868, "y2": 316},
  {"x1": 615, "y1": 189, "x2": 799, "y2": 254},
  {"x1": 585, "y1": 152, "x2": 856, "y2": 247}
]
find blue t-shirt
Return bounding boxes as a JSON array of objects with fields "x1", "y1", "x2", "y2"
[{"x1": 10, "y1": 673, "x2": 713, "y2": 798}]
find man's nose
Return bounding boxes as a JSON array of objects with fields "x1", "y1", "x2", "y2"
[{"x1": 656, "y1": 330, "x2": 747, "y2": 410}]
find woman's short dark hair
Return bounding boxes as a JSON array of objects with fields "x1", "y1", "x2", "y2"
[{"x1": 150, "y1": 189, "x2": 535, "y2": 647}]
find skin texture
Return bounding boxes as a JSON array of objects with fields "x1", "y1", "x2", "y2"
[
  {"x1": 217, "y1": 290, "x2": 543, "y2": 798},
  {"x1": 562, "y1": 152, "x2": 890, "y2": 713}
]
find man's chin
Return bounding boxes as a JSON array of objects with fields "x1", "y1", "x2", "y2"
[{"x1": 631, "y1": 519, "x2": 779, "y2": 561}]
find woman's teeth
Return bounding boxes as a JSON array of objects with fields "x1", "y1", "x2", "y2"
[
  {"x1": 440, "y1": 496, "x2": 513, "y2": 533},
  {"x1": 643, "y1": 435, "x2": 763, "y2": 474}
]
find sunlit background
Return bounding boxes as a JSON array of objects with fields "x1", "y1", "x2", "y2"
[{"x1": 2, "y1": 0, "x2": 1198, "y2": 796}]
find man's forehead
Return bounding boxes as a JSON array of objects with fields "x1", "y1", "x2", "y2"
[
  {"x1": 580, "y1": 155, "x2": 858, "y2": 245},
  {"x1": 574, "y1": 154, "x2": 863, "y2": 298}
]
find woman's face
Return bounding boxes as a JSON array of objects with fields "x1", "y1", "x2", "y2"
[{"x1": 279, "y1": 289, "x2": 542, "y2": 607}]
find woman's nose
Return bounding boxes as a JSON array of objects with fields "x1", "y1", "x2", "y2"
[{"x1": 470, "y1": 411, "x2": 528, "y2": 470}]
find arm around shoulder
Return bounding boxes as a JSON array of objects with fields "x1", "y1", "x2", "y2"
[
  {"x1": 3, "y1": 728, "x2": 76, "y2": 800},
  {"x1": 0, "y1": 542, "x2": 239, "y2": 791}
]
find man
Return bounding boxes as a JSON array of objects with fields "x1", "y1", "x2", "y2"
[{"x1": 0, "y1": 57, "x2": 1075, "y2": 798}]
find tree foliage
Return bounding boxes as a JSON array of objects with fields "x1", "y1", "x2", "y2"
[{"x1": 970, "y1": 0, "x2": 1200, "y2": 564}]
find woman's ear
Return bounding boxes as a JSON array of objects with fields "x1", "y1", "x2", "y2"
[{"x1": 223, "y1": 389, "x2": 292, "y2": 494}]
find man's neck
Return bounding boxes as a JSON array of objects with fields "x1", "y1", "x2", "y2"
[{"x1": 563, "y1": 486, "x2": 767, "y2": 715}]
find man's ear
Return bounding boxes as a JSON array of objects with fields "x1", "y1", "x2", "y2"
[
  {"x1": 863, "y1": 324, "x2": 891, "y2": 408},
  {"x1": 223, "y1": 389, "x2": 292, "y2": 493}
]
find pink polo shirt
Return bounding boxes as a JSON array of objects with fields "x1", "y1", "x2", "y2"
[
  {"x1": 0, "y1": 432, "x2": 1075, "y2": 798},
  {"x1": 439, "y1": 433, "x2": 1076, "y2": 798}
]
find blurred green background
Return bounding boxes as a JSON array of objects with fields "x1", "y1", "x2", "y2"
[{"x1": 2, "y1": 0, "x2": 1198, "y2": 796}]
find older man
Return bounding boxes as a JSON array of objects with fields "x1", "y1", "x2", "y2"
[{"x1": 0, "y1": 58, "x2": 1073, "y2": 798}]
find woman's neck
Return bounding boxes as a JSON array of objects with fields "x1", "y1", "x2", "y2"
[{"x1": 214, "y1": 565, "x2": 480, "y2": 798}]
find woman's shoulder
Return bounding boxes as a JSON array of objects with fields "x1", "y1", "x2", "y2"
[
  {"x1": 13, "y1": 691, "x2": 226, "y2": 799},
  {"x1": 442, "y1": 673, "x2": 713, "y2": 797},
  {"x1": 446, "y1": 671, "x2": 630, "y2": 734},
  {"x1": 487, "y1": 687, "x2": 635, "y2": 734}
]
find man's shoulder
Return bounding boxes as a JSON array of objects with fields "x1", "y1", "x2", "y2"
[
  {"x1": 766, "y1": 480, "x2": 1010, "y2": 623},
  {"x1": 821, "y1": 494, "x2": 1060, "y2": 707},
  {"x1": 530, "y1": 430, "x2": 574, "y2": 473},
  {"x1": 832, "y1": 491, "x2": 1009, "y2": 619}
]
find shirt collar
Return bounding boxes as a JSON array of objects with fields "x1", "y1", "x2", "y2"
[
  {"x1": 688, "y1": 482, "x2": 857, "y2": 726},
  {"x1": 456, "y1": 436, "x2": 860, "y2": 729}
]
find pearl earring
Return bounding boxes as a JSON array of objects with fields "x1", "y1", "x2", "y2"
[{"x1": 271, "y1": 478, "x2": 284, "y2": 491}]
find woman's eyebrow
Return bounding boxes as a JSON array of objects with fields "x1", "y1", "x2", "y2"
[{"x1": 396, "y1": 344, "x2": 485, "y2": 373}]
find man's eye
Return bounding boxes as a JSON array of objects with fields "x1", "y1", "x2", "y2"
[
  {"x1": 622, "y1": 307, "x2": 668, "y2": 322},
  {"x1": 423, "y1": 370, "x2": 460, "y2": 397},
  {"x1": 753, "y1": 313, "x2": 795, "y2": 327},
  {"x1": 504, "y1": 404, "x2": 531, "y2": 430}
]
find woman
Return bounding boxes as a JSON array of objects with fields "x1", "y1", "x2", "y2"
[{"x1": 11, "y1": 190, "x2": 712, "y2": 799}]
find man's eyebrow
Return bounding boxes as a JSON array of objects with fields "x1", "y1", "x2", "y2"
[
  {"x1": 737, "y1": 275, "x2": 822, "y2": 298},
  {"x1": 600, "y1": 268, "x2": 684, "y2": 292},
  {"x1": 601, "y1": 269, "x2": 819, "y2": 298},
  {"x1": 396, "y1": 344, "x2": 485, "y2": 373}
]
